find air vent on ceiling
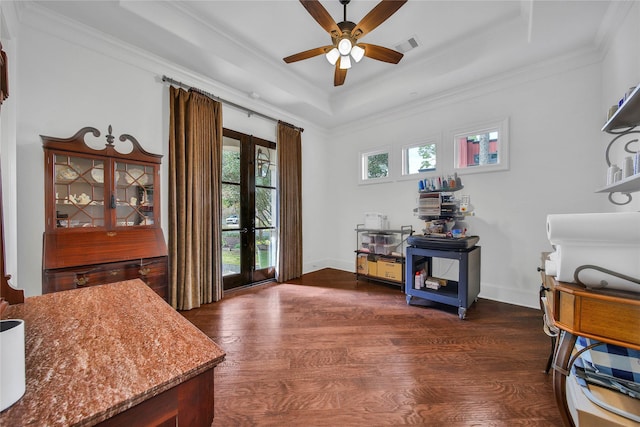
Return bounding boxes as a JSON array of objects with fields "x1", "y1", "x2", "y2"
[{"x1": 395, "y1": 36, "x2": 420, "y2": 54}]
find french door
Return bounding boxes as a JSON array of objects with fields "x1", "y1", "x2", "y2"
[{"x1": 221, "y1": 128, "x2": 277, "y2": 290}]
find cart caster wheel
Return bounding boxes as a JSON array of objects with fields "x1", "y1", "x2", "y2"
[
  {"x1": 458, "y1": 307, "x2": 467, "y2": 320},
  {"x1": 406, "y1": 295, "x2": 412, "y2": 305}
]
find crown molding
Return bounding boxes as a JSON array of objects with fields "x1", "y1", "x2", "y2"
[
  {"x1": 17, "y1": 2, "x2": 324, "y2": 136},
  {"x1": 0, "y1": 1, "x2": 26, "y2": 40},
  {"x1": 329, "y1": 46, "x2": 603, "y2": 137},
  {"x1": 594, "y1": 0, "x2": 635, "y2": 57}
]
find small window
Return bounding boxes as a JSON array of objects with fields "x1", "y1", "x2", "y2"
[
  {"x1": 453, "y1": 118, "x2": 509, "y2": 174},
  {"x1": 360, "y1": 147, "x2": 392, "y2": 184},
  {"x1": 402, "y1": 140, "x2": 437, "y2": 176}
]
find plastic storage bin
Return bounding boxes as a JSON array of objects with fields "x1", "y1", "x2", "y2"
[{"x1": 364, "y1": 213, "x2": 389, "y2": 230}]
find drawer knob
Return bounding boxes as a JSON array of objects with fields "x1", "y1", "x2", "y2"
[
  {"x1": 139, "y1": 267, "x2": 151, "y2": 276},
  {"x1": 74, "y1": 276, "x2": 89, "y2": 287},
  {"x1": 109, "y1": 270, "x2": 120, "y2": 276}
]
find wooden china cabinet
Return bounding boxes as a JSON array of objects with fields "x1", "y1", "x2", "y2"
[{"x1": 41, "y1": 126, "x2": 168, "y2": 301}]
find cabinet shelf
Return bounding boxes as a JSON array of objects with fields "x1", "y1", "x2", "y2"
[
  {"x1": 355, "y1": 250, "x2": 404, "y2": 260},
  {"x1": 355, "y1": 225, "x2": 413, "y2": 288},
  {"x1": 355, "y1": 228, "x2": 412, "y2": 234},
  {"x1": 595, "y1": 173, "x2": 640, "y2": 194},
  {"x1": 418, "y1": 185, "x2": 464, "y2": 193},
  {"x1": 599, "y1": 84, "x2": 640, "y2": 205},
  {"x1": 602, "y1": 85, "x2": 640, "y2": 132},
  {"x1": 414, "y1": 281, "x2": 460, "y2": 298}
]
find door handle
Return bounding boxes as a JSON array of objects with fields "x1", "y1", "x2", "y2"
[{"x1": 239, "y1": 228, "x2": 248, "y2": 234}]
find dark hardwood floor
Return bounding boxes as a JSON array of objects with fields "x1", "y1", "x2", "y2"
[{"x1": 181, "y1": 268, "x2": 563, "y2": 426}]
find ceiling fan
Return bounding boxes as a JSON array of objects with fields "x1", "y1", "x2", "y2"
[{"x1": 283, "y1": 0, "x2": 407, "y2": 86}]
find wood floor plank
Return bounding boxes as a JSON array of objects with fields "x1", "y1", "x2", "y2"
[{"x1": 181, "y1": 268, "x2": 563, "y2": 426}]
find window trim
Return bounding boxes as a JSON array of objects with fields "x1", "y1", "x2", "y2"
[
  {"x1": 451, "y1": 117, "x2": 509, "y2": 175},
  {"x1": 359, "y1": 146, "x2": 393, "y2": 185},
  {"x1": 399, "y1": 136, "x2": 440, "y2": 181}
]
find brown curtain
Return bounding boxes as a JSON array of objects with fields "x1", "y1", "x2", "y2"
[
  {"x1": 0, "y1": 42, "x2": 9, "y2": 105},
  {"x1": 276, "y1": 122, "x2": 303, "y2": 282},
  {"x1": 168, "y1": 86, "x2": 223, "y2": 310}
]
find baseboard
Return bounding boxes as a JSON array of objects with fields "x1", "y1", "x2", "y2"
[
  {"x1": 469, "y1": 281, "x2": 540, "y2": 309},
  {"x1": 309, "y1": 259, "x2": 539, "y2": 310},
  {"x1": 303, "y1": 258, "x2": 334, "y2": 274}
]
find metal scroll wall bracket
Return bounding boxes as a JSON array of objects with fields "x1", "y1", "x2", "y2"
[
  {"x1": 573, "y1": 264, "x2": 640, "y2": 290},
  {"x1": 607, "y1": 192, "x2": 632, "y2": 206},
  {"x1": 604, "y1": 126, "x2": 639, "y2": 205}
]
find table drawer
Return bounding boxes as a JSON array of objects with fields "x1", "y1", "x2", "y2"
[{"x1": 44, "y1": 256, "x2": 168, "y2": 301}]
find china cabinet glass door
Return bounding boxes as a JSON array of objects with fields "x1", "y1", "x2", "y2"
[
  {"x1": 54, "y1": 154, "x2": 105, "y2": 228},
  {"x1": 52, "y1": 154, "x2": 157, "y2": 229},
  {"x1": 115, "y1": 162, "x2": 155, "y2": 226}
]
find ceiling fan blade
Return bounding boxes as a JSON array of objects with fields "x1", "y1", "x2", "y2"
[
  {"x1": 359, "y1": 43, "x2": 403, "y2": 64},
  {"x1": 300, "y1": 0, "x2": 341, "y2": 37},
  {"x1": 284, "y1": 46, "x2": 333, "y2": 63},
  {"x1": 334, "y1": 61, "x2": 347, "y2": 86},
  {"x1": 352, "y1": 0, "x2": 407, "y2": 40}
]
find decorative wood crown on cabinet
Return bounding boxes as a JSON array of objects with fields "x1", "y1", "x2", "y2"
[{"x1": 42, "y1": 126, "x2": 168, "y2": 301}]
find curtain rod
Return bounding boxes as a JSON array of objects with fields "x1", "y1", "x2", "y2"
[{"x1": 161, "y1": 75, "x2": 304, "y2": 133}]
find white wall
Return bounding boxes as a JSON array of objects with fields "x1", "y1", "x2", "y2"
[
  {"x1": 12, "y1": 5, "x2": 326, "y2": 296},
  {"x1": 6, "y1": 2, "x2": 639, "y2": 307},
  {"x1": 315, "y1": 2, "x2": 640, "y2": 309},
  {"x1": 0, "y1": 3, "x2": 19, "y2": 286},
  {"x1": 324, "y1": 59, "x2": 609, "y2": 308}
]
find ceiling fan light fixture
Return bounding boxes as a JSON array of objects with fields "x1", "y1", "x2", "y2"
[
  {"x1": 283, "y1": 0, "x2": 407, "y2": 86},
  {"x1": 339, "y1": 55, "x2": 351, "y2": 69},
  {"x1": 337, "y1": 38, "x2": 352, "y2": 56},
  {"x1": 325, "y1": 47, "x2": 340, "y2": 65},
  {"x1": 350, "y1": 45, "x2": 365, "y2": 62}
]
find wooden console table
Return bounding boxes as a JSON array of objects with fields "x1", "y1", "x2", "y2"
[
  {"x1": 0, "y1": 280, "x2": 225, "y2": 426},
  {"x1": 541, "y1": 265, "x2": 640, "y2": 427}
]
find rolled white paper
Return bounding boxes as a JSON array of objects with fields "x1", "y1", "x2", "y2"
[
  {"x1": 546, "y1": 212, "x2": 640, "y2": 292},
  {"x1": 553, "y1": 245, "x2": 640, "y2": 292},
  {"x1": 545, "y1": 258, "x2": 557, "y2": 277},
  {"x1": 547, "y1": 212, "x2": 640, "y2": 245}
]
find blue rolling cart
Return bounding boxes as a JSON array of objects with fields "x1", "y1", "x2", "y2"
[{"x1": 405, "y1": 242, "x2": 481, "y2": 319}]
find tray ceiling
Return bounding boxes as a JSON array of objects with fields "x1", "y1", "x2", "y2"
[{"x1": 25, "y1": 1, "x2": 623, "y2": 129}]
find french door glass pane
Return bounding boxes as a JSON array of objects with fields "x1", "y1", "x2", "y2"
[
  {"x1": 255, "y1": 187, "x2": 275, "y2": 228},
  {"x1": 222, "y1": 183, "x2": 240, "y2": 228},
  {"x1": 222, "y1": 230, "x2": 241, "y2": 276},
  {"x1": 255, "y1": 146, "x2": 276, "y2": 187},
  {"x1": 222, "y1": 139, "x2": 241, "y2": 183},
  {"x1": 222, "y1": 138, "x2": 240, "y2": 227},
  {"x1": 222, "y1": 182, "x2": 241, "y2": 277},
  {"x1": 255, "y1": 229, "x2": 275, "y2": 270}
]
